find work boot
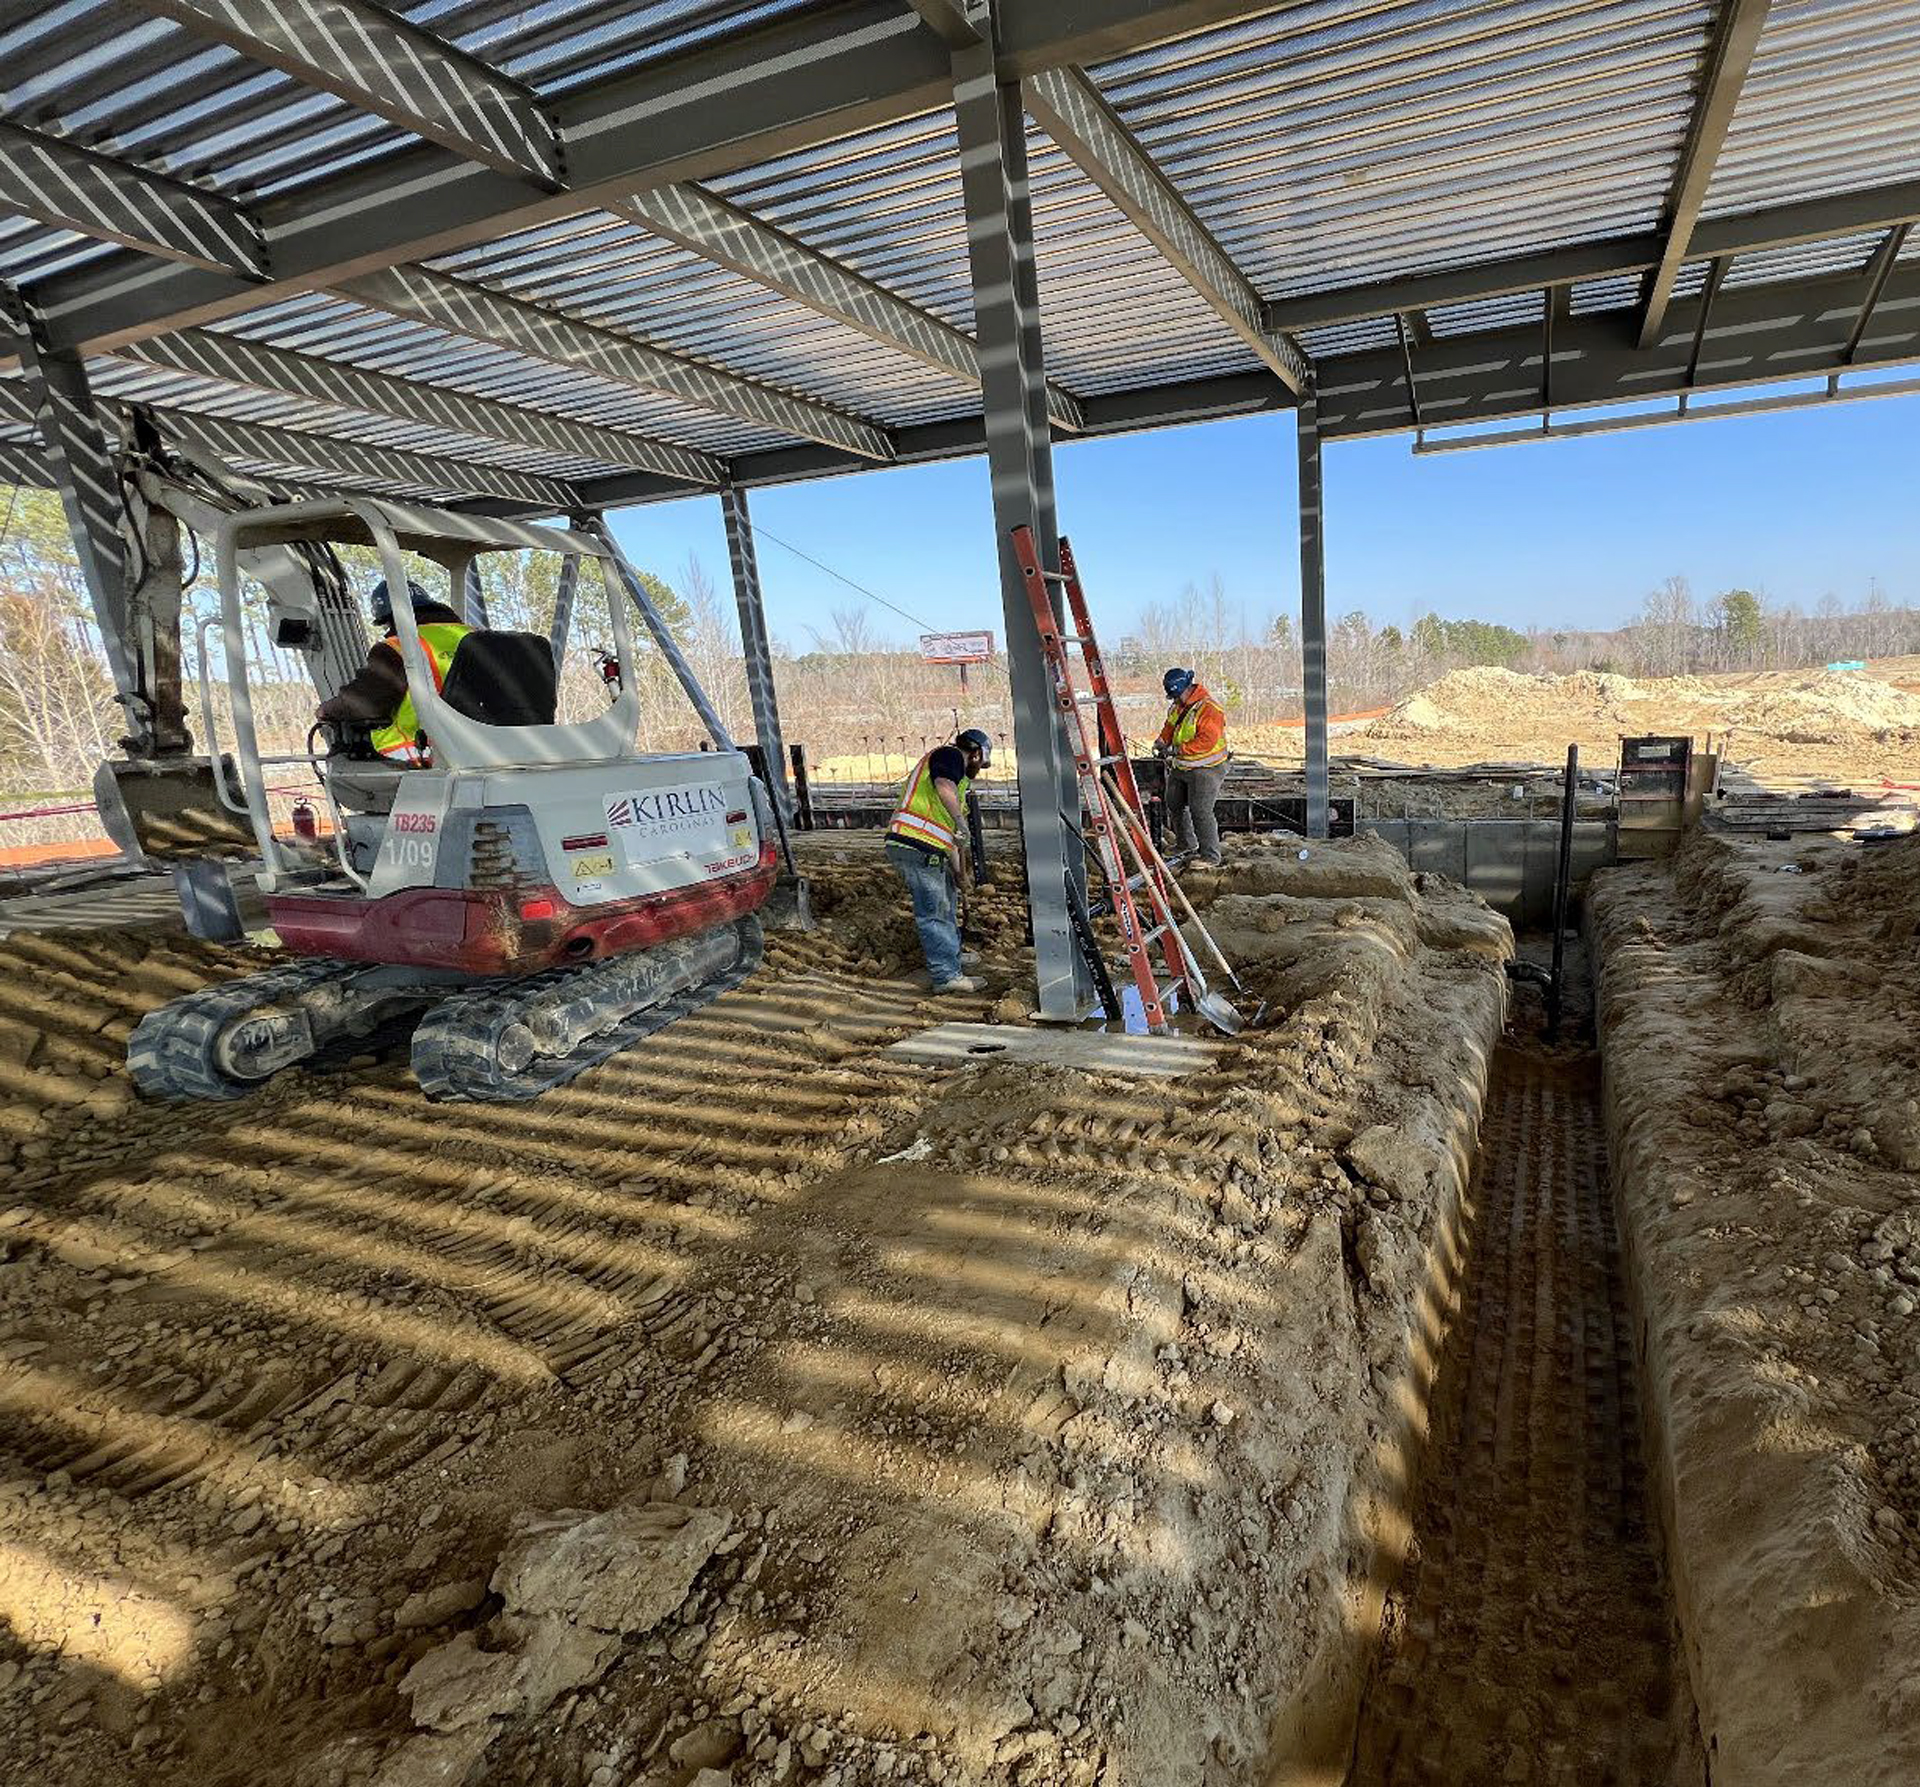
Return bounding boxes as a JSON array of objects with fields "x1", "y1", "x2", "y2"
[
  {"x1": 959, "y1": 949, "x2": 982, "y2": 968},
  {"x1": 933, "y1": 974, "x2": 981, "y2": 995}
]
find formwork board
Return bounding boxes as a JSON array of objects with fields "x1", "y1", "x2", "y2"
[{"x1": 1365, "y1": 821, "x2": 1616, "y2": 924}]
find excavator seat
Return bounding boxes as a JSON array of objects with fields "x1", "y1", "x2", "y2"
[{"x1": 439, "y1": 631, "x2": 558, "y2": 727}]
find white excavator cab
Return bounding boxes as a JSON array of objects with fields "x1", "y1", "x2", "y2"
[{"x1": 131, "y1": 495, "x2": 781, "y2": 1103}]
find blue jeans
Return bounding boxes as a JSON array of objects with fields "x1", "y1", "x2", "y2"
[{"x1": 887, "y1": 841, "x2": 961, "y2": 984}]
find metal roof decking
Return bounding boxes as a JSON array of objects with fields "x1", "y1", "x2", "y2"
[{"x1": 0, "y1": 0, "x2": 1914, "y2": 513}]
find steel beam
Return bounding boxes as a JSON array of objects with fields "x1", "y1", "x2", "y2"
[
  {"x1": 25, "y1": 1, "x2": 948, "y2": 354},
  {"x1": 1024, "y1": 66, "x2": 1307, "y2": 394},
  {"x1": 0, "y1": 441, "x2": 51, "y2": 488},
  {"x1": 1261, "y1": 179, "x2": 1920, "y2": 336},
  {"x1": 1636, "y1": 0, "x2": 1773, "y2": 347},
  {"x1": 905, "y1": 0, "x2": 985, "y2": 48},
  {"x1": 1843, "y1": 224, "x2": 1912, "y2": 364},
  {"x1": 345, "y1": 264, "x2": 895, "y2": 462},
  {"x1": 0, "y1": 119, "x2": 267, "y2": 280},
  {"x1": 114, "y1": 327, "x2": 725, "y2": 485},
  {"x1": 1315, "y1": 261, "x2": 1920, "y2": 438},
  {"x1": 615, "y1": 182, "x2": 1084, "y2": 432},
  {"x1": 0, "y1": 378, "x2": 36, "y2": 434},
  {"x1": 719, "y1": 485, "x2": 794, "y2": 818},
  {"x1": 127, "y1": 0, "x2": 563, "y2": 187},
  {"x1": 460, "y1": 261, "x2": 1920, "y2": 517},
  {"x1": 145, "y1": 406, "x2": 580, "y2": 510},
  {"x1": 1295, "y1": 388, "x2": 1329, "y2": 842},
  {"x1": 13, "y1": 316, "x2": 142, "y2": 739},
  {"x1": 1681, "y1": 256, "x2": 1730, "y2": 402},
  {"x1": 954, "y1": 33, "x2": 1091, "y2": 1022},
  {"x1": 24, "y1": 0, "x2": 1303, "y2": 357}
]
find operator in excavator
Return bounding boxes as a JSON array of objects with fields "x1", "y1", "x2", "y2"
[
  {"x1": 1153, "y1": 666, "x2": 1230, "y2": 865},
  {"x1": 316, "y1": 577, "x2": 473, "y2": 766},
  {"x1": 886, "y1": 726, "x2": 992, "y2": 995}
]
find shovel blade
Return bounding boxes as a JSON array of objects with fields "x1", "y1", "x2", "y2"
[{"x1": 1195, "y1": 991, "x2": 1243, "y2": 1036}]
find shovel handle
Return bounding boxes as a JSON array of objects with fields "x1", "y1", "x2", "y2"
[
  {"x1": 1102, "y1": 790, "x2": 1210, "y2": 995},
  {"x1": 1102, "y1": 772, "x2": 1244, "y2": 993}
]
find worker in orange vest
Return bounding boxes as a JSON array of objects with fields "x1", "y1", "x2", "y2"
[{"x1": 1153, "y1": 667, "x2": 1229, "y2": 864}]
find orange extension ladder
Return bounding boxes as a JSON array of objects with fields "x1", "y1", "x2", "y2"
[{"x1": 1010, "y1": 523, "x2": 1192, "y2": 1034}]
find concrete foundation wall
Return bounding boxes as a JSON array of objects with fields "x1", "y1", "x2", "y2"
[{"x1": 1364, "y1": 820, "x2": 1616, "y2": 924}]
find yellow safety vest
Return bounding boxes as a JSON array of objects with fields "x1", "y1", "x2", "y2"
[
  {"x1": 888, "y1": 752, "x2": 971, "y2": 855},
  {"x1": 372, "y1": 622, "x2": 471, "y2": 765},
  {"x1": 1165, "y1": 693, "x2": 1229, "y2": 769}
]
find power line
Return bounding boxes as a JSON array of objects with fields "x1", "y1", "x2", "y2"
[{"x1": 744, "y1": 516, "x2": 1010, "y2": 684}]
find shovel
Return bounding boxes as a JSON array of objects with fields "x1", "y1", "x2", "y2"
[
  {"x1": 1103, "y1": 773, "x2": 1249, "y2": 998},
  {"x1": 1103, "y1": 797, "x2": 1243, "y2": 1036}
]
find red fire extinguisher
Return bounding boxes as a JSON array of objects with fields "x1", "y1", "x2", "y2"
[{"x1": 291, "y1": 798, "x2": 319, "y2": 842}]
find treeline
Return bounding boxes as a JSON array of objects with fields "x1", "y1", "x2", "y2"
[{"x1": 2, "y1": 476, "x2": 1917, "y2": 810}]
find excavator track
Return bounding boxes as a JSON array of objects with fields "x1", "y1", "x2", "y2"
[
  {"x1": 126, "y1": 958, "x2": 394, "y2": 1102},
  {"x1": 410, "y1": 917, "x2": 764, "y2": 1103}
]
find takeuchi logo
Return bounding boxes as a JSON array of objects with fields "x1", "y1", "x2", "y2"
[{"x1": 607, "y1": 785, "x2": 729, "y2": 831}]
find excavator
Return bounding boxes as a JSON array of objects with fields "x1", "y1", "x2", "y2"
[{"x1": 95, "y1": 440, "x2": 788, "y2": 1103}]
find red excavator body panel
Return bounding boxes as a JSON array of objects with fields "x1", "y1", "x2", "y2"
[{"x1": 265, "y1": 841, "x2": 778, "y2": 975}]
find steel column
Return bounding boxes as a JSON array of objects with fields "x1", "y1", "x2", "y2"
[
  {"x1": 953, "y1": 32, "x2": 1091, "y2": 1020},
  {"x1": 14, "y1": 315, "x2": 142, "y2": 747},
  {"x1": 719, "y1": 485, "x2": 794, "y2": 818},
  {"x1": 1296, "y1": 387, "x2": 1330, "y2": 841}
]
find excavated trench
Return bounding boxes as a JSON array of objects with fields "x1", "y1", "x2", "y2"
[
  {"x1": 24, "y1": 843, "x2": 1893, "y2": 1786},
  {"x1": 1346, "y1": 970, "x2": 1703, "y2": 1786}
]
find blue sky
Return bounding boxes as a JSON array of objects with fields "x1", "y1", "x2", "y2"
[{"x1": 608, "y1": 388, "x2": 1920, "y2": 653}]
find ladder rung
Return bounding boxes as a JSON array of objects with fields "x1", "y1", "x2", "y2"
[
  {"x1": 1040, "y1": 568, "x2": 1070, "y2": 583},
  {"x1": 1097, "y1": 751, "x2": 1129, "y2": 766}
]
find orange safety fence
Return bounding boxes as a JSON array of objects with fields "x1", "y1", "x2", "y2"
[{"x1": 0, "y1": 837, "x2": 120, "y2": 870}]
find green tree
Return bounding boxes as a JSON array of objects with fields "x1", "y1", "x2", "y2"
[{"x1": 1715, "y1": 587, "x2": 1764, "y2": 665}]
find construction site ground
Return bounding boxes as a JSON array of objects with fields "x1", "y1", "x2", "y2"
[
  {"x1": 1277, "y1": 656, "x2": 1920, "y2": 788},
  {"x1": 1, "y1": 831, "x2": 1518, "y2": 1787},
  {"x1": 2, "y1": 816, "x2": 1918, "y2": 1784}
]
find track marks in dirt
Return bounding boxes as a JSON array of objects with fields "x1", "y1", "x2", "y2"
[{"x1": 1350, "y1": 1046, "x2": 1700, "y2": 1787}]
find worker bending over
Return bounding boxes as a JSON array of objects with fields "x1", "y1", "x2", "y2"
[
  {"x1": 316, "y1": 578, "x2": 473, "y2": 766},
  {"x1": 886, "y1": 728, "x2": 992, "y2": 994},
  {"x1": 1154, "y1": 666, "x2": 1229, "y2": 865}
]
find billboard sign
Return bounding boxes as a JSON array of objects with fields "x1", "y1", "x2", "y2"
[{"x1": 919, "y1": 630, "x2": 995, "y2": 665}]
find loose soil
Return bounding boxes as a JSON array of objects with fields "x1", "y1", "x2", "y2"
[
  {"x1": 1348, "y1": 1035, "x2": 1700, "y2": 1787},
  {"x1": 1342, "y1": 661, "x2": 1920, "y2": 784},
  {"x1": 1591, "y1": 831, "x2": 1920, "y2": 1785},
  {"x1": 0, "y1": 833, "x2": 1511, "y2": 1787}
]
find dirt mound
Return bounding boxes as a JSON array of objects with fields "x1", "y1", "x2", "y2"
[
  {"x1": 1350, "y1": 660, "x2": 1920, "y2": 786},
  {"x1": 1724, "y1": 670, "x2": 1920, "y2": 743},
  {"x1": 1372, "y1": 667, "x2": 1541, "y2": 735},
  {"x1": 1591, "y1": 835, "x2": 1920, "y2": 1784}
]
